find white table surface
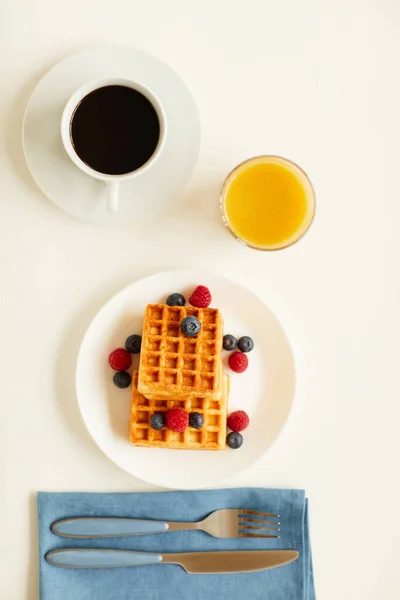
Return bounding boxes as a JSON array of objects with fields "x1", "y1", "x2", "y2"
[{"x1": 1, "y1": 1, "x2": 399, "y2": 598}]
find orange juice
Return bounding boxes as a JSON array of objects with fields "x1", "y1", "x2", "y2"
[{"x1": 221, "y1": 156, "x2": 315, "y2": 250}]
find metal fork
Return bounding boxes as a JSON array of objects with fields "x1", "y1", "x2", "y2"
[{"x1": 52, "y1": 509, "x2": 280, "y2": 540}]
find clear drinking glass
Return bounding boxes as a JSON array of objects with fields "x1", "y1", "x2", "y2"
[{"x1": 220, "y1": 155, "x2": 316, "y2": 251}]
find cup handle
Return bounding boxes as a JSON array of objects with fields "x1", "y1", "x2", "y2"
[{"x1": 106, "y1": 181, "x2": 120, "y2": 212}]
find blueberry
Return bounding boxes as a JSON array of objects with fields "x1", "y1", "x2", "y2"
[
  {"x1": 189, "y1": 412, "x2": 204, "y2": 429},
  {"x1": 226, "y1": 431, "x2": 243, "y2": 449},
  {"x1": 167, "y1": 293, "x2": 186, "y2": 307},
  {"x1": 223, "y1": 334, "x2": 237, "y2": 351},
  {"x1": 181, "y1": 315, "x2": 201, "y2": 337},
  {"x1": 125, "y1": 334, "x2": 142, "y2": 354},
  {"x1": 237, "y1": 336, "x2": 254, "y2": 353},
  {"x1": 150, "y1": 413, "x2": 165, "y2": 430},
  {"x1": 113, "y1": 371, "x2": 132, "y2": 389}
]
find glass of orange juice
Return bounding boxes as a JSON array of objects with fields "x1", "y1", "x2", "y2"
[{"x1": 220, "y1": 155, "x2": 315, "y2": 251}]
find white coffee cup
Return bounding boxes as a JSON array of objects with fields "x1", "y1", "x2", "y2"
[{"x1": 61, "y1": 78, "x2": 166, "y2": 213}]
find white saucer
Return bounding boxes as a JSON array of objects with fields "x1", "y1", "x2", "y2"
[
  {"x1": 76, "y1": 270, "x2": 296, "y2": 489},
  {"x1": 22, "y1": 47, "x2": 201, "y2": 226}
]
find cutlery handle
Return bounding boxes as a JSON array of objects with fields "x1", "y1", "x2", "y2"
[
  {"x1": 46, "y1": 549, "x2": 163, "y2": 569},
  {"x1": 52, "y1": 518, "x2": 169, "y2": 538}
]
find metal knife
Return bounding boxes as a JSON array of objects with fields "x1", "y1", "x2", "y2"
[{"x1": 46, "y1": 548, "x2": 298, "y2": 573}]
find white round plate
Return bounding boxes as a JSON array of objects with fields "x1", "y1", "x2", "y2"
[
  {"x1": 76, "y1": 270, "x2": 296, "y2": 489},
  {"x1": 23, "y1": 46, "x2": 200, "y2": 226}
]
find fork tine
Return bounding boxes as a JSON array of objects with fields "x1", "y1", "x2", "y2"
[
  {"x1": 237, "y1": 508, "x2": 281, "y2": 538},
  {"x1": 239, "y1": 532, "x2": 280, "y2": 539},
  {"x1": 238, "y1": 524, "x2": 280, "y2": 531},
  {"x1": 239, "y1": 509, "x2": 280, "y2": 518},
  {"x1": 238, "y1": 517, "x2": 280, "y2": 526}
]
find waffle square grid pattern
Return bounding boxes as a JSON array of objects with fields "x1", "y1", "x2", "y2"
[
  {"x1": 130, "y1": 371, "x2": 229, "y2": 449},
  {"x1": 138, "y1": 304, "x2": 223, "y2": 399}
]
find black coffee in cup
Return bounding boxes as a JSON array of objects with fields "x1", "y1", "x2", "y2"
[{"x1": 69, "y1": 85, "x2": 161, "y2": 176}]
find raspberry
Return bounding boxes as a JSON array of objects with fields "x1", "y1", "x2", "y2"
[
  {"x1": 228, "y1": 410, "x2": 250, "y2": 432},
  {"x1": 189, "y1": 285, "x2": 212, "y2": 308},
  {"x1": 229, "y1": 351, "x2": 248, "y2": 373},
  {"x1": 165, "y1": 408, "x2": 189, "y2": 432},
  {"x1": 108, "y1": 348, "x2": 132, "y2": 371}
]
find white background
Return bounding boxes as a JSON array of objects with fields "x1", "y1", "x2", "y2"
[{"x1": 1, "y1": 1, "x2": 399, "y2": 598}]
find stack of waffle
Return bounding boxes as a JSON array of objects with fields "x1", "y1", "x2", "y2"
[{"x1": 129, "y1": 304, "x2": 229, "y2": 450}]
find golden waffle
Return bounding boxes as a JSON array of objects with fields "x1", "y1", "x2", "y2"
[
  {"x1": 129, "y1": 371, "x2": 229, "y2": 450},
  {"x1": 138, "y1": 304, "x2": 223, "y2": 399}
]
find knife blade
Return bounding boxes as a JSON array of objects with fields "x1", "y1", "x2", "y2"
[{"x1": 46, "y1": 548, "x2": 298, "y2": 573}]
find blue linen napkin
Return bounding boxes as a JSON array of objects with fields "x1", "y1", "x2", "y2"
[{"x1": 37, "y1": 488, "x2": 315, "y2": 600}]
